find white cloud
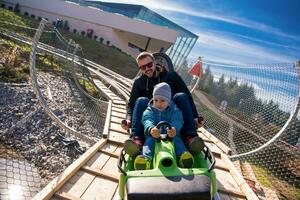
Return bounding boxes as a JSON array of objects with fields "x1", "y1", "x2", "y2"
[
  {"x1": 193, "y1": 31, "x2": 297, "y2": 63},
  {"x1": 96, "y1": 0, "x2": 300, "y2": 42}
]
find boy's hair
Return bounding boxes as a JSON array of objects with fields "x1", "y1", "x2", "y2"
[{"x1": 136, "y1": 51, "x2": 154, "y2": 63}]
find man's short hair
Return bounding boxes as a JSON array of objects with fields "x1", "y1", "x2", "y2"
[{"x1": 136, "y1": 52, "x2": 154, "y2": 63}]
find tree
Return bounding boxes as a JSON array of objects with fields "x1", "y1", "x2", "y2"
[
  {"x1": 202, "y1": 66, "x2": 214, "y2": 93},
  {"x1": 177, "y1": 59, "x2": 192, "y2": 85}
]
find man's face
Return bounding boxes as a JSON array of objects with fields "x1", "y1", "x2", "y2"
[{"x1": 138, "y1": 56, "x2": 155, "y2": 78}]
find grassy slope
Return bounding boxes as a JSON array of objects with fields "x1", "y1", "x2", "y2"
[
  {"x1": 60, "y1": 30, "x2": 138, "y2": 78},
  {"x1": 0, "y1": 8, "x2": 138, "y2": 80}
]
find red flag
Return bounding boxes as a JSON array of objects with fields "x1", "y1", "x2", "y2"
[{"x1": 188, "y1": 60, "x2": 203, "y2": 78}]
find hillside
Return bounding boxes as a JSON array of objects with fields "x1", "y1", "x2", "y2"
[{"x1": 0, "y1": 8, "x2": 139, "y2": 80}]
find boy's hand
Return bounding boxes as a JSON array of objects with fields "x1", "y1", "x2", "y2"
[
  {"x1": 150, "y1": 127, "x2": 160, "y2": 138},
  {"x1": 167, "y1": 127, "x2": 176, "y2": 138},
  {"x1": 121, "y1": 119, "x2": 131, "y2": 131}
]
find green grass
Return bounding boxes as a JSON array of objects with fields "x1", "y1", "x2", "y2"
[
  {"x1": 0, "y1": 39, "x2": 30, "y2": 82},
  {"x1": 251, "y1": 164, "x2": 300, "y2": 200},
  {"x1": 78, "y1": 78, "x2": 102, "y2": 98},
  {"x1": 36, "y1": 53, "x2": 66, "y2": 73},
  {"x1": 0, "y1": 7, "x2": 139, "y2": 79},
  {"x1": 59, "y1": 30, "x2": 138, "y2": 78},
  {"x1": 192, "y1": 93, "x2": 231, "y2": 146}
]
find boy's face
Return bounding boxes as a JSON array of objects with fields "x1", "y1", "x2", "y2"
[{"x1": 153, "y1": 97, "x2": 169, "y2": 111}]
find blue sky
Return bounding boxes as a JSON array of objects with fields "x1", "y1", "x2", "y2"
[
  {"x1": 96, "y1": 0, "x2": 300, "y2": 64},
  {"x1": 91, "y1": 0, "x2": 299, "y2": 113}
]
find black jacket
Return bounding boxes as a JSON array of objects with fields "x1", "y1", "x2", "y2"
[{"x1": 126, "y1": 70, "x2": 199, "y2": 121}]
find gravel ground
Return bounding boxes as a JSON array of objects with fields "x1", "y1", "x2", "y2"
[{"x1": 0, "y1": 71, "x2": 106, "y2": 188}]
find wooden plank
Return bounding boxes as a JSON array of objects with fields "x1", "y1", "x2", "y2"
[
  {"x1": 102, "y1": 100, "x2": 112, "y2": 138},
  {"x1": 85, "y1": 152, "x2": 110, "y2": 170},
  {"x1": 110, "y1": 116, "x2": 123, "y2": 124},
  {"x1": 114, "y1": 146, "x2": 123, "y2": 155},
  {"x1": 112, "y1": 107, "x2": 127, "y2": 114},
  {"x1": 101, "y1": 142, "x2": 119, "y2": 153},
  {"x1": 112, "y1": 104, "x2": 126, "y2": 109},
  {"x1": 80, "y1": 176, "x2": 118, "y2": 200},
  {"x1": 111, "y1": 96, "x2": 123, "y2": 101},
  {"x1": 205, "y1": 143, "x2": 223, "y2": 158},
  {"x1": 108, "y1": 130, "x2": 129, "y2": 144},
  {"x1": 215, "y1": 155, "x2": 229, "y2": 171},
  {"x1": 108, "y1": 139, "x2": 125, "y2": 146},
  {"x1": 33, "y1": 139, "x2": 107, "y2": 200},
  {"x1": 215, "y1": 162, "x2": 230, "y2": 172},
  {"x1": 112, "y1": 100, "x2": 126, "y2": 105},
  {"x1": 197, "y1": 131, "x2": 210, "y2": 140},
  {"x1": 55, "y1": 192, "x2": 83, "y2": 200},
  {"x1": 102, "y1": 157, "x2": 120, "y2": 177},
  {"x1": 203, "y1": 138, "x2": 214, "y2": 143},
  {"x1": 110, "y1": 122, "x2": 128, "y2": 134},
  {"x1": 57, "y1": 170, "x2": 95, "y2": 198},
  {"x1": 198, "y1": 127, "x2": 232, "y2": 155},
  {"x1": 93, "y1": 79, "x2": 113, "y2": 101},
  {"x1": 111, "y1": 187, "x2": 122, "y2": 200},
  {"x1": 82, "y1": 166, "x2": 119, "y2": 182},
  {"x1": 111, "y1": 111, "x2": 126, "y2": 118},
  {"x1": 99, "y1": 149, "x2": 119, "y2": 158},
  {"x1": 222, "y1": 156, "x2": 259, "y2": 200},
  {"x1": 218, "y1": 192, "x2": 246, "y2": 200},
  {"x1": 216, "y1": 169, "x2": 246, "y2": 198}
]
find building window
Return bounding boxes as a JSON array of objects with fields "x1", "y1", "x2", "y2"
[
  {"x1": 73, "y1": 29, "x2": 77, "y2": 34},
  {"x1": 38, "y1": 16, "x2": 42, "y2": 21},
  {"x1": 106, "y1": 40, "x2": 110, "y2": 46},
  {"x1": 8, "y1": 6, "x2": 13, "y2": 11},
  {"x1": 30, "y1": 14, "x2": 35, "y2": 19},
  {"x1": 1, "y1": 4, "x2": 5, "y2": 8},
  {"x1": 99, "y1": 37, "x2": 104, "y2": 43},
  {"x1": 24, "y1": 12, "x2": 29, "y2": 16},
  {"x1": 94, "y1": 35, "x2": 98, "y2": 40},
  {"x1": 52, "y1": 21, "x2": 56, "y2": 26},
  {"x1": 128, "y1": 42, "x2": 144, "y2": 52}
]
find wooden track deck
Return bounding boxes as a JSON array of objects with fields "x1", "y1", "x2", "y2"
[{"x1": 33, "y1": 79, "x2": 258, "y2": 200}]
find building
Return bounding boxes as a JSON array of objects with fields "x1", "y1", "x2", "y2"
[{"x1": 2, "y1": 0, "x2": 198, "y2": 69}]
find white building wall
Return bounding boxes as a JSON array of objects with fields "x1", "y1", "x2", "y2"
[{"x1": 3, "y1": 0, "x2": 178, "y2": 57}]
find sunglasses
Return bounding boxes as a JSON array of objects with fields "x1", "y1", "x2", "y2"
[{"x1": 139, "y1": 62, "x2": 153, "y2": 70}]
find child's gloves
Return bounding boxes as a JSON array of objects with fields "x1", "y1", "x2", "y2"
[
  {"x1": 167, "y1": 127, "x2": 176, "y2": 138},
  {"x1": 150, "y1": 127, "x2": 160, "y2": 138}
]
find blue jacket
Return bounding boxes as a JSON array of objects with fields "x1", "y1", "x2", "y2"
[{"x1": 142, "y1": 100, "x2": 184, "y2": 136}]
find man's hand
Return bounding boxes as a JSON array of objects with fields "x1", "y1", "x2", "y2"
[
  {"x1": 167, "y1": 127, "x2": 176, "y2": 138},
  {"x1": 121, "y1": 119, "x2": 131, "y2": 131},
  {"x1": 150, "y1": 127, "x2": 160, "y2": 138},
  {"x1": 194, "y1": 117, "x2": 204, "y2": 128}
]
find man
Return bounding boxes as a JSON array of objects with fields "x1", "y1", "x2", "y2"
[{"x1": 121, "y1": 52, "x2": 204, "y2": 156}]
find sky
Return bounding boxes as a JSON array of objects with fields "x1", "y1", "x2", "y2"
[
  {"x1": 89, "y1": 0, "x2": 300, "y2": 114},
  {"x1": 94, "y1": 0, "x2": 300, "y2": 65}
]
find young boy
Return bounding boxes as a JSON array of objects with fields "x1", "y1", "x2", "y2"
[{"x1": 134, "y1": 82, "x2": 194, "y2": 170}]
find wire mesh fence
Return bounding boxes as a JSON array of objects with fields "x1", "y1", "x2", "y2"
[
  {"x1": 180, "y1": 60, "x2": 300, "y2": 200},
  {"x1": 2, "y1": 5, "x2": 299, "y2": 200}
]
